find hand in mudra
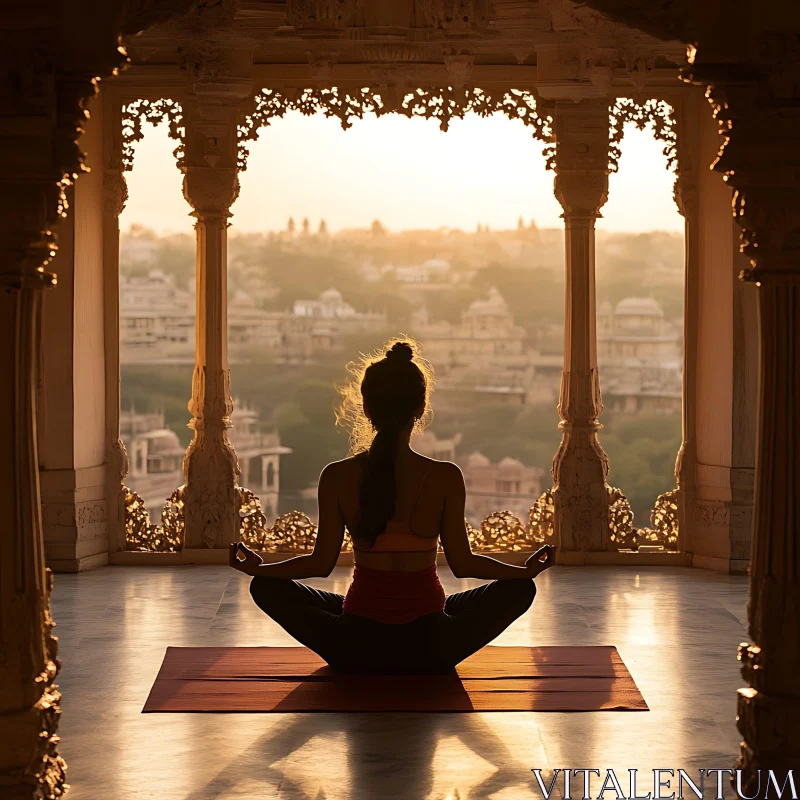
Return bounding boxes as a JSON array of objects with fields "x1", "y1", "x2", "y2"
[
  {"x1": 229, "y1": 542, "x2": 263, "y2": 576},
  {"x1": 525, "y1": 544, "x2": 556, "y2": 577}
]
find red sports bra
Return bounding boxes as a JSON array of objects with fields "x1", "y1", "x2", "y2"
[
  {"x1": 352, "y1": 465, "x2": 438, "y2": 554},
  {"x1": 343, "y1": 564, "x2": 446, "y2": 624}
]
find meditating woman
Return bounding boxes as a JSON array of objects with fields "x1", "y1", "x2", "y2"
[{"x1": 230, "y1": 338, "x2": 555, "y2": 674}]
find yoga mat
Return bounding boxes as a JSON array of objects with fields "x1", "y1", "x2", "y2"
[{"x1": 143, "y1": 646, "x2": 648, "y2": 712}]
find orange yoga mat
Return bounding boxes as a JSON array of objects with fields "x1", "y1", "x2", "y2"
[{"x1": 143, "y1": 646, "x2": 648, "y2": 713}]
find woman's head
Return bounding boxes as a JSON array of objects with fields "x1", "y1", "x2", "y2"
[
  {"x1": 337, "y1": 338, "x2": 434, "y2": 546},
  {"x1": 337, "y1": 337, "x2": 434, "y2": 455}
]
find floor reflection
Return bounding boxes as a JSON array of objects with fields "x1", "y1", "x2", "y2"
[
  {"x1": 185, "y1": 712, "x2": 541, "y2": 800},
  {"x1": 51, "y1": 564, "x2": 748, "y2": 800}
]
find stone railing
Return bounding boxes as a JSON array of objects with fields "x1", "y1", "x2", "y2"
[
  {"x1": 609, "y1": 488, "x2": 680, "y2": 552},
  {"x1": 123, "y1": 486, "x2": 184, "y2": 552},
  {"x1": 123, "y1": 484, "x2": 678, "y2": 554}
]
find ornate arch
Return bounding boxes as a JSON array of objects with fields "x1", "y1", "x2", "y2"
[
  {"x1": 121, "y1": 98, "x2": 185, "y2": 172},
  {"x1": 608, "y1": 97, "x2": 677, "y2": 174},
  {"x1": 238, "y1": 86, "x2": 555, "y2": 171}
]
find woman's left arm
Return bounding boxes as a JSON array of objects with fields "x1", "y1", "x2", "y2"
[{"x1": 230, "y1": 464, "x2": 345, "y2": 579}]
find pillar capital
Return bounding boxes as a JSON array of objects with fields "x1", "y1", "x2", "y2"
[
  {"x1": 552, "y1": 98, "x2": 610, "y2": 218},
  {"x1": 182, "y1": 166, "x2": 239, "y2": 219}
]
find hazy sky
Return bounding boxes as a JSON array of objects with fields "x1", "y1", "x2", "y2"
[{"x1": 120, "y1": 112, "x2": 683, "y2": 235}]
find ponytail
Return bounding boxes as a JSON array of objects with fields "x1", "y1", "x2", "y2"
[
  {"x1": 351, "y1": 421, "x2": 401, "y2": 547},
  {"x1": 347, "y1": 340, "x2": 428, "y2": 549}
]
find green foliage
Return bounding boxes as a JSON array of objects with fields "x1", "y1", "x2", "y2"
[
  {"x1": 266, "y1": 379, "x2": 349, "y2": 498},
  {"x1": 120, "y1": 226, "x2": 194, "y2": 287},
  {"x1": 472, "y1": 264, "x2": 565, "y2": 328},
  {"x1": 435, "y1": 402, "x2": 562, "y2": 475},
  {"x1": 121, "y1": 366, "x2": 194, "y2": 446},
  {"x1": 596, "y1": 231, "x2": 684, "y2": 318},
  {"x1": 602, "y1": 412, "x2": 682, "y2": 524}
]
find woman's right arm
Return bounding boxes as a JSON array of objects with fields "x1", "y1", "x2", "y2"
[{"x1": 439, "y1": 463, "x2": 555, "y2": 580}]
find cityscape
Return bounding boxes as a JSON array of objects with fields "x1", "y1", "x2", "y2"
[{"x1": 121, "y1": 219, "x2": 684, "y2": 525}]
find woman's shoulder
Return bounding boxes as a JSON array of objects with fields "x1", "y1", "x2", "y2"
[
  {"x1": 320, "y1": 453, "x2": 463, "y2": 482},
  {"x1": 318, "y1": 454, "x2": 367, "y2": 483},
  {"x1": 416, "y1": 455, "x2": 464, "y2": 483}
]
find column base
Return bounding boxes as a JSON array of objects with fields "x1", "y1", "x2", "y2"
[
  {"x1": 691, "y1": 553, "x2": 750, "y2": 575},
  {"x1": 39, "y1": 465, "x2": 108, "y2": 572},
  {"x1": 48, "y1": 551, "x2": 109, "y2": 573},
  {"x1": 685, "y1": 464, "x2": 754, "y2": 575}
]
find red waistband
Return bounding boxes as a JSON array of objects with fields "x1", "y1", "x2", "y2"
[{"x1": 342, "y1": 564, "x2": 446, "y2": 625}]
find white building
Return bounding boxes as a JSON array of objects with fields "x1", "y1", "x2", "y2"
[
  {"x1": 121, "y1": 278, "x2": 386, "y2": 366},
  {"x1": 460, "y1": 451, "x2": 545, "y2": 526},
  {"x1": 413, "y1": 287, "x2": 543, "y2": 408},
  {"x1": 121, "y1": 404, "x2": 291, "y2": 520},
  {"x1": 293, "y1": 288, "x2": 385, "y2": 330},
  {"x1": 120, "y1": 270, "x2": 195, "y2": 364},
  {"x1": 598, "y1": 297, "x2": 683, "y2": 414}
]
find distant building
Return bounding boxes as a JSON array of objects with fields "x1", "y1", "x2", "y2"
[
  {"x1": 229, "y1": 402, "x2": 292, "y2": 519},
  {"x1": 120, "y1": 270, "x2": 194, "y2": 364},
  {"x1": 394, "y1": 258, "x2": 452, "y2": 285},
  {"x1": 413, "y1": 430, "x2": 462, "y2": 462},
  {"x1": 412, "y1": 287, "x2": 552, "y2": 408},
  {"x1": 598, "y1": 297, "x2": 682, "y2": 414},
  {"x1": 121, "y1": 276, "x2": 386, "y2": 366},
  {"x1": 121, "y1": 403, "x2": 291, "y2": 519},
  {"x1": 459, "y1": 451, "x2": 545, "y2": 526},
  {"x1": 293, "y1": 288, "x2": 383, "y2": 329}
]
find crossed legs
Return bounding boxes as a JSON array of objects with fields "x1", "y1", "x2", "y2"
[{"x1": 249, "y1": 575, "x2": 536, "y2": 673}]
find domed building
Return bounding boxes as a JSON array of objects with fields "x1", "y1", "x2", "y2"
[
  {"x1": 412, "y1": 286, "x2": 542, "y2": 410},
  {"x1": 597, "y1": 296, "x2": 682, "y2": 413},
  {"x1": 460, "y1": 450, "x2": 544, "y2": 526}
]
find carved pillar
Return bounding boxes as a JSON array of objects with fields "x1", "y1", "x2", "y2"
[
  {"x1": 685, "y1": 50, "x2": 800, "y2": 790},
  {"x1": 550, "y1": 99, "x2": 612, "y2": 553},
  {"x1": 0, "y1": 32, "x2": 88, "y2": 800},
  {"x1": 0, "y1": 2, "x2": 194, "y2": 795},
  {"x1": 0, "y1": 280, "x2": 65, "y2": 799},
  {"x1": 180, "y1": 55, "x2": 251, "y2": 549},
  {"x1": 103, "y1": 96, "x2": 130, "y2": 554}
]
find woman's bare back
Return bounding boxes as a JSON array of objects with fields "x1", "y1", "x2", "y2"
[{"x1": 327, "y1": 451, "x2": 455, "y2": 571}]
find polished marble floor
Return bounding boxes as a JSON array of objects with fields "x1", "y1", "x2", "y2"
[{"x1": 51, "y1": 565, "x2": 749, "y2": 799}]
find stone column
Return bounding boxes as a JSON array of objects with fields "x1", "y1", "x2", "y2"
[
  {"x1": 675, "y1": 86, "x2": 758, "y2": 574},
  {"x1": 687, "y1": 52, "x2": 800, "y2": 791},
  {"x1": 180, "y1": 59, "x2": 251, "y2": 549},
  {"x1": 550, "y1": 98, "x2": 612, "y2": 553},
  {"x1": 102, "y1": 96, "x2": 130, "y2": 555},
  {"x1": 37, "y1": 94, "x2": 110, "y2": 572},
  {"x1": 0, "y1": 27, "x2": 100, "y2": 800}
]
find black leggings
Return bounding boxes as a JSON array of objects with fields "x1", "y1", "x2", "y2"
[{"x1": 249, "y1": 574, "x2": 536, "y2": 674}]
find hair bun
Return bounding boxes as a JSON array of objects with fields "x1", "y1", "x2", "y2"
[{"x1": 386, "y1": 341, "x2": 414, "y2": 362}]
